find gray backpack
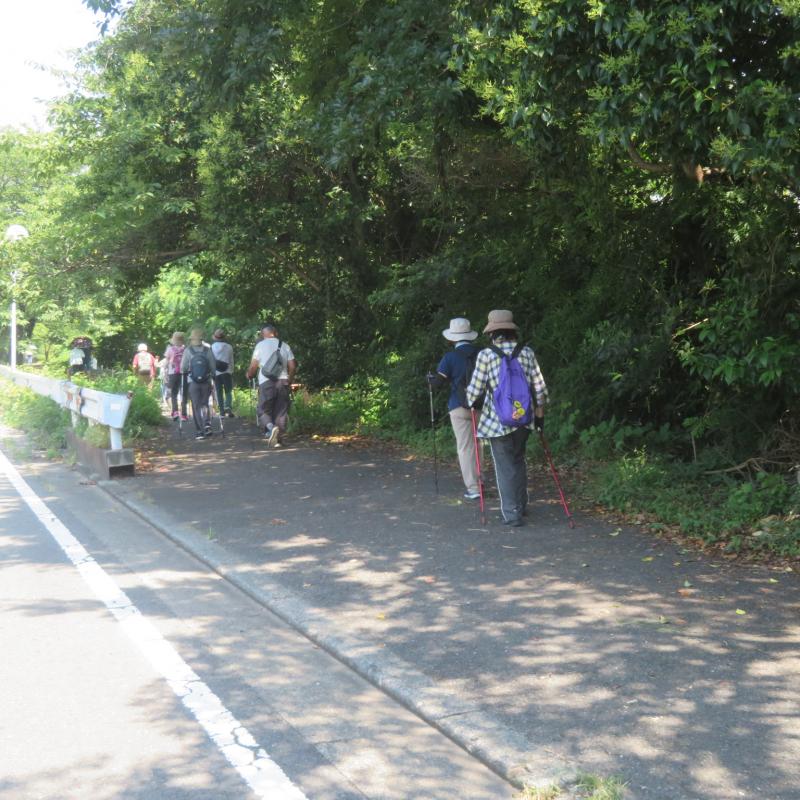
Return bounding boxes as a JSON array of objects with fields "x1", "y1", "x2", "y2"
[{"x1": 260, "y1": 340, "x2": 284, "y2": 380}]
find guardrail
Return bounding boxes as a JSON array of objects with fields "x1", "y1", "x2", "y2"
[{"x1": 0, "y1": 366, "x2": 131, "y2": 450}]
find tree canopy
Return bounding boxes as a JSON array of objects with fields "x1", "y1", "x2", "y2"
[{"x1": 2, "y1": 0, "x2": 800, "y2": 465}]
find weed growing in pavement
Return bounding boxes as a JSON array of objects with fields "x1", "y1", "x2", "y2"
[{"x1": 518, "y1": 773, "x2": 626, "y2": 799}]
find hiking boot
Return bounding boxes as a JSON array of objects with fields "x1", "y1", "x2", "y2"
[
  {"x1": 267, "y1": 425, "x2": 280, "y2": 448},
  {"x1": 204, "y1": 425, "x2": 213, "y2": 437},
  {"x1": 502, "y1": 517, "x2": 524, "y2": 527},
  {"x1": 463, "y1": 491, "x2": 481, "y2": 500}
]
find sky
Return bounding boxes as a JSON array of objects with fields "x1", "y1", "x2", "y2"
[{"x1": 0, "y1": 0, "x2": 104, "y2": 130}]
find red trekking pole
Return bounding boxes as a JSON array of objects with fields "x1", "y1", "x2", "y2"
[
  {"x1": 538, "y1": 431, "x2": 575, "y2": 528},
  {"x1": 470, "y1": 408, "x2": 487, "y2": 525}
]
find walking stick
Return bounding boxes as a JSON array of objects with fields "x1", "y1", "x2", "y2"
[
  {"x1": 470, "y1": 408, "x2": 486, "y2": 525},
  {"x1": 427, "y1": 378, "x2": 439, "y2": 494},
  {"x1": 538, "y1": 431, "x2": 575, "y2": 528}
]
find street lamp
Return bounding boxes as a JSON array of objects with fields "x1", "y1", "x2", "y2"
[{"x1": 4, "y1": 224, "x2": 29, "y2": 370}]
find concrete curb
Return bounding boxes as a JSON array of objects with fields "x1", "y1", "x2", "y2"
[{"x1": 98, "y1": 479, "x2": 578, "y2": 791}]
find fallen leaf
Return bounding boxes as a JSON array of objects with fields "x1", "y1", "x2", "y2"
[
  {"x1": 768, "y1": 578, "x2": 779, "y2": 584},
  {"x1": 677, "y1": 589, "x2": 693, "y2": 597},
  {"x1": 683, "y1": 580, "x2": 692, "y2": 588},
  {"x1": 736, "y1": 609, "x2": 747, "y2": 615},
  {"x1": 269, "y1": 518, "x2": 288, "y2": 525},
  {"x1": 376, "y1": 613, "x2": 386, "y2": 620},
  {"x1": 673, "y1": 561, "x2": 682, "y2": 566},
  {"x1": 642, "y1": 556, "x2": 654, "y2": 562},
  {"x1": 418, "y1": 575, "x2": 436, "y2": 584},
  {"x1": 609, "y1": 528, "x2": 621, "y2": 537}
]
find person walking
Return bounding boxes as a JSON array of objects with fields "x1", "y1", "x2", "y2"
[
  {"x1": 163, "y1": 331, "x2": 188, "y2": 421},
  {"x1": 245, "y1": 323, "x2": 297, "y2": 447},
  {"x1": 181, "y1": 327, "x2": 216, "y2": 440},
  {"x1": 427, "y1": 317, "x2": 482, "y2": 500},
  {"x1": 466, "y1": 310, "x2": 548, "y2": 527},
  {"x1": 211, "y1": 328, "x2": 235, "y2": 417},
  {"x1": 132, "y1": 343, "x2": 156, "y2": 387}
]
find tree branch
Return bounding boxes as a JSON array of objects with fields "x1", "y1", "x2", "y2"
[{"x1": 625, "y1": 142, "x2": 672, "y2": 174}]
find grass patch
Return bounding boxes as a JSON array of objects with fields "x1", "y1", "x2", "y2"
[
  {"x1": 518, "y1": 773, "x2": 626, "y2": 799},
  {"x1": 0, "y1": 381, "x2": 71, "y2": 453}
]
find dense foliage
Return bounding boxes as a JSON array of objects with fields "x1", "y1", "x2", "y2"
[{"x1": 2, "y1": 0, "x2": 800, "y2": 480}]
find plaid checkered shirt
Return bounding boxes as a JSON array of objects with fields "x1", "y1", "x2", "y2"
[{"x1": 465, "y1": 339, "x2": 549, "y2": 439}]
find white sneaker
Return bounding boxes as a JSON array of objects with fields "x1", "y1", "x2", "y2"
[{"x1": 267, "y1": 426, "x2": 280, "y2": 448}]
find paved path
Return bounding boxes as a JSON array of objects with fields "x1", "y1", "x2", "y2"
[{"x1": 107, "y1": 417, "x2": 799, "y2": 799}]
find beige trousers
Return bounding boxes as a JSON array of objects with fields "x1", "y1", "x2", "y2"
[{"x1": 449, "y1": 406, "x2": 480, "y2": 494}]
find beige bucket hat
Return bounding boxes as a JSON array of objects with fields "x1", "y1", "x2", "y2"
[
  {"x1": 482, "y1": 309, "x2": 519, "y2": 334},
  {"x1": 442, "y1": 317, "x2": 478, "y2": 342}
]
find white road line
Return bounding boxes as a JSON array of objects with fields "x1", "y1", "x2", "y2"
[{"x1": 0, "y1": 449, "x2": 308, "y2": 800}]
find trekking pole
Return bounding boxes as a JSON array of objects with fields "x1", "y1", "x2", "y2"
[
  {"x1": 251, "y1": 378, "x2": 258, "y2": 428},
  {"x1": 213, "y1": 380, "x2": 225, "y2": 438},
  {"x1": 470, "y1": 408, "x2": 486, "y2": 525},
  {"x1": 427, "y1": 377, "x2": 439, "y2": 494},
  {"x1": 177, "y1": 384, "x2": 183, "y2": 439},
  {"x1": 538, "y1": 431, "x2": 575, "y2": 528}
]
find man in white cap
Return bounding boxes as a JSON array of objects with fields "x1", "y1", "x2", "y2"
[
  {"x1": 466, "y1": 310, "x2": 548, "y2": 527},
  {"x1": 428, "y1": 317, "x2": 481, "y2": 500}
]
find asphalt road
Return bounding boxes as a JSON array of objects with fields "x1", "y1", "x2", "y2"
[{"x1": 0, "y1": 437, "x2": 515, "y2": 800}]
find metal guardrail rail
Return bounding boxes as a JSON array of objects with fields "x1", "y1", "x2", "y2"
[{"x1": 0, "y1": 366, "x2": 131, "y2": 451}]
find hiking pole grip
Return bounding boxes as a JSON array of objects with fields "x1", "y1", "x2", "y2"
[{"x1": 539, "y1": 431, "x2": 575, "y2": 528}]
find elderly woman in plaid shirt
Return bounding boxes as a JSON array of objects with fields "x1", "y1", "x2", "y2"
[{"x1": 466, "y1": 310, "x2": 548, "y2": 527}]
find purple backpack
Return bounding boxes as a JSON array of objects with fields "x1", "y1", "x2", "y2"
[{"x1": 488, "y1": 343, "x2": 533, "y2": 427}]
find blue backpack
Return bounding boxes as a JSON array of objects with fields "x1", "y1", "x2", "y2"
[{"x1": 488, "y1": 343, "x2": 533, "y2": 427}]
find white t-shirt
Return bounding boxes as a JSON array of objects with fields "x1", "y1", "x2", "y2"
[
  {"x1": 211, "y1": 341, "x2": 234, "y2": 374},
  {"x1": 252, "y1": 338, "x2": 294, "y2": 385}
]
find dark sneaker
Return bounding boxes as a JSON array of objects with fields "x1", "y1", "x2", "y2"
[
  {"x1": 225, "y1": 409, "x2": 235, "y2": 418},
  {"x1": 463, "y1": 491, "x2": 481, "y2": 500},
  {"x1": 204, "y1": 426, "x2": 213, "y2": 437},
  {"x1": 502, "y1": 517, "x2": 524, "y2": 527},
  {"x1": 195, "y1": 432, "x2": 205, "y2": 440},
  {"x1": 171, "y1": 411, "x2": 179, "y2": 420}
]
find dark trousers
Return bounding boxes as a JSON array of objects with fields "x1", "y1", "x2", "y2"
[
  {"x1": 215, "y1": 372, "x2": 233, "y2": 412},
  {"x1": 188, "y1": 381, "x2": 212, "y2": 432},
  {"x1": 488, "y1": 427, "x2": 531, "y2": 523},
  {"x1": 257, "y1": 379, "x2": 290, "y2": 433},
  {"x1": 168, "y1": 373, "x2": 188, "y2": 415}
]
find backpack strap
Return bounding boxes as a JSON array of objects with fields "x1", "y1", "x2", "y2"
[{"x1": 487, "y1": 343, "x2": 506, "y2": 360}]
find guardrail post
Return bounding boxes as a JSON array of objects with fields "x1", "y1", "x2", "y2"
[{"x1": 109, "y1": 427, "x2": 124, "y2": 451}]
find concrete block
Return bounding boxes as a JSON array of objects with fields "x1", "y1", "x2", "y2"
[{"x1": 66, "y1": 430, "x2": 135, "y2": 480}]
